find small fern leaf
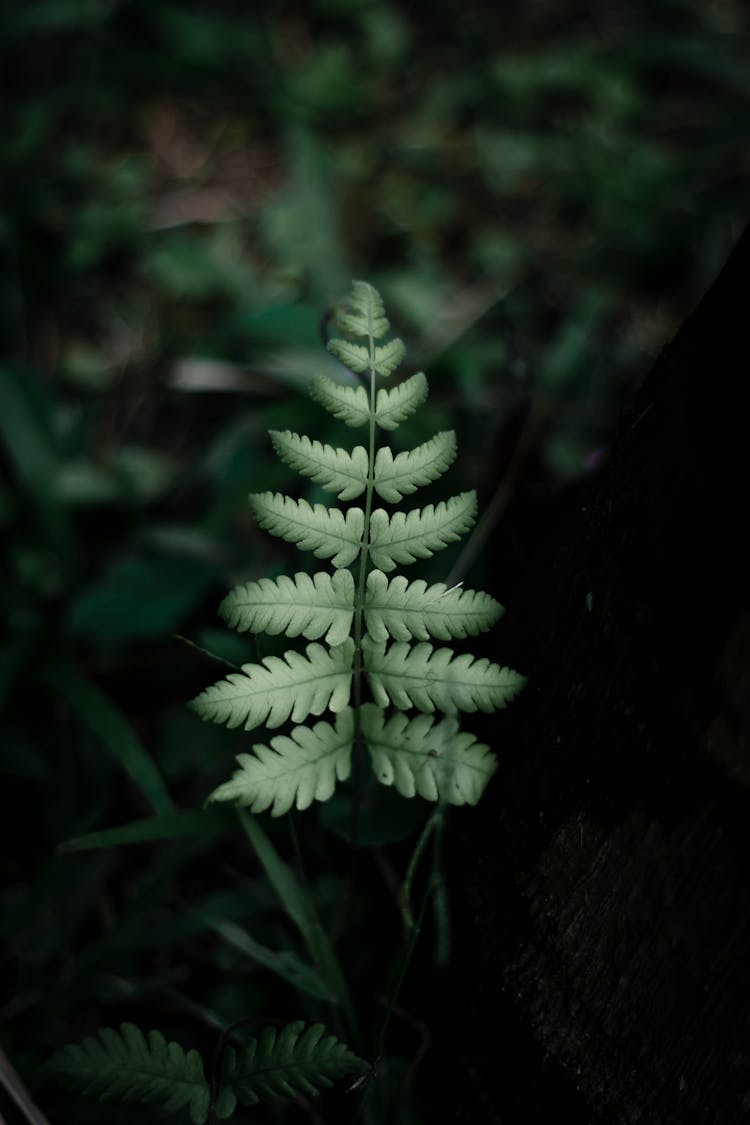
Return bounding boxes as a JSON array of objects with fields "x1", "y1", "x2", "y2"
[
  {"x1": 373, "y1": 338, "x2": 405, "y2": 378},
  {"x1": 368, "y1": 491, "x2": 477, "y2": 572},
  {"x1": 209, "y1": 709, "x2": 354, "y2": 816},
  {"x1": 374, "y1": 372, "x2": 428, "y2": 430},
  {"x1": 333, "y1": 279, "x2": 389, "y2": 338},
  {"x1": 360, "y1": 704, "x2": 497, "y2": 805},
  {"x1": 373, "y1": 430, "x2": 457, "y2": 502},
  {"x1": 326, "y1": 338, "x2": 370, "y2": 374},
  {"x1": 270, "y1": 430, "x2": 368, "y2": 501},
  {"x1": 365, "y1": 570, "x2": 504, "y2": 642},
  {"x1": 192, "y1": 639, "x2": 354, "y2": 731},
  {"x1": 221, "y1": 1021, "x2": 368, "y2": 1109},
  {"x1": 363, "y1": 637, "x2": 526, "y2": 714},
  {"x1": 43, "y1": 1023, "x2": 211, "y2": 1124},
  {"x1": 220, "y1": 569, "x2": 355, "y2": 647},
  {"x1": 310, "y1": 376, "x2": 370, "y2": 427},
  {"x1": 249, "y1": 493, "x2": 364, "y2": 568}
]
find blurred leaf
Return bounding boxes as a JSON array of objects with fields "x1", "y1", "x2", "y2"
[
  {"x1": 59, "y1": 808, "x2": 234, "y2": 852},
  {"x1": 261, "y1": 127, "x2": 349, "y2": 299},
  {"x1": 42, "y1": 662, "x2": 174, "y2": 815},
  {"x1": 0, "y1": 367, "x2": 60, "y2": 500},
  {"x1": 68, "y1": 555, "x2": 219, "y2": 646}
]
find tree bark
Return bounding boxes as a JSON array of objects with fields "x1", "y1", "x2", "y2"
[{"x1": 431, "y1": 223, "x2": 750, "y2": 1123}]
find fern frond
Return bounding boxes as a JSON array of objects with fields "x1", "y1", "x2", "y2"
[
  {"x1": 220, "y1": 570, "x2": 355, "y2": 647},
  {"x1": 249, "y1": 492, "x2": 364, "y2": 568},
  {"x1": 368, "y1": 492, "x2": 477, "y2": 572},
  {"x1": 310, "y1": 376, "x2": 370, "y2": 427},
  {"x1": 209, "y1": 709, "x2": 354, "y2": 816},
  {"x1": 374, "y1": 372, "x2": 428, "y2": 430},
  {"x1": 192, "y1": 640, "x2": 354, "y2": 731},
  {"x1": 43, "y1": 1023, "x2": 210, "y2": 1124},
  {"x1": 365, "y1": 570, "x2": 504, "y2": 642},
  {"x1": 333, "y1": 279, "x2": 389, "y2": 338},
  {"x1": 360, "y1": 704, "x2": 497, "y2": 805},
  {"x1": 363, "y1": 637, "x2": 526, "y2": 714},
  {"x1": 373, "y1": 430, "x2": 457, "y2": 502},
  {"x1": 221, "y1": 1021, "x2": 368, "y2": 1111},
  {"x1": 270, "y1": 430, "x2": 368, "y2": 501}
]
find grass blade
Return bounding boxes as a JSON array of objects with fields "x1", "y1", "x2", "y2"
[
  {"x1": 42, "y1": 662, "x2": 174, "y2": 815},
  {"x1": 196, "y1": 913, "x2": 333, "y2": 1002},
  {"x1": 236, "y1": 809, "x2": 357, "y2": 1038},
  {"x1": 59, "y1": 808, "x2": 234, "y2": 852}
]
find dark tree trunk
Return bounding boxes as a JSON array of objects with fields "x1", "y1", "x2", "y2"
[{"x1": 428, "y1": 224, "x2": 750, "y2": 1123}]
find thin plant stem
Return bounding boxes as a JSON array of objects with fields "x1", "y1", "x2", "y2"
[
  {"x1": 430, "y1": 807, "x2": 451, "y2": 966},
  {"x1": 375, "y1": 869, "x2": 434, "y2": 1063},
  {"x1": 400, "y1": 805, "x2": 443, "y2": 932}
]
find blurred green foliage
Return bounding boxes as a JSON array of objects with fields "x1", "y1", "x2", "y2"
[{"x1": 1, "y1": 0, "x2": 749, "y2": 1121}]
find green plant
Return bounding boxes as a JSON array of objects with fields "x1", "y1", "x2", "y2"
[
  {"x1": 43, "y1": 1020, "x2": 366, "y2": 1123},
  {"x1": 194, "y1": 280, "x2": 525, "y2": 815},
  {"x1": 41, "y1": 281, "x2": 524, "y2": 1122}
]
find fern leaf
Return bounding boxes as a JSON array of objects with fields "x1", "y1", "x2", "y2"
[
  {"x1": 373, "y1": 338, "x2": 405, "y2": 378},
  {"x1": 360, "y1": 704, "x2": 497, "y2": 805},
  {"x1": 327, "y1": 338, "x2": 405, "y2": 378},
  {"x1": 310, "y1": 376, "x2": 370, "y2": 427},
  {"x1": 43, "y1": 1023, "x2": 211, "y2": 1124},
  {"x1": 326, "y1": 338, "x2": 370, "y2": 374},
  {"x1": 249, "y1": 492, "x2": 364, "y2": 568},
  {"x1": 220, "y1": 569, "x2": 355, "y2": 647},
  {"x1": 221, "y1": 1021, "x2": 368, "y2": 1110},
  {"x1": 192, "y1": 640, "x2": 354, "y2": 731},
  {"x1": 368, "y1": 491, "x2": 477, "y2": 572},
  {"x1": 209, "y1": 709, "x2": 354, "y2": 816},
  {"x1": 373, "y1": 430, "x2": 457, "y2": 502},
  {"x1": 270, "y1": 430, "x2": 368, "y2": 501},
  {"x1": 333, "y1": 279, "x2": 389, "y2": 338},
  {"x1": 374, "y1": 372, "x2": 428, "y2": 430},
  {"x1": 365, "y1": 570, "x2": 504, "y2": 642},
  {"x1": 363, "y1": 637, "x2": 526, "y2": 714}
]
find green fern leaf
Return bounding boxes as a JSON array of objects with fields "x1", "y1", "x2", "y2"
[
  {"x1": 220, "y1": 570, "x2": 355, "y2": 647},
  {"x1": 363, "y1": 637, "x2": 525, "y2": 714},
  {"x1": 360, "y1": 704, "x2": 497, "y2": 805},
  {"x1": 333, "y1": 279, "x2": 389, "y2": 338},
  {"x1": 365, "y1": 570, "x2": 504, "y2": 642},
  {"x1": 43, "y1": 1023, "x2": 211, "y2": 1124},
  {"x1": 310, "y1": 376, "x2": 370, "y2": 427},
  {"x1": 270, "y1": 430, "x2": 368, "y2": 501},
  {"x1": 373, "y1": 338, "x2": 405, "y2": 378},
  {"x1": 192, "y1": 639, "x2": 354, "y2": 731},
  {"x1": 373, "y1": 430, "x2": 457, "y2": 502},
  {"x1": 209, "y1": 709, "x2": 354, "y2": 816},
  {"x1": 368, "y1": 491, "x2": 477, "y2": 572},
  {"x1": 326, "y1": 338, "x2": 370, "y2": 374},
  {"x1": 249, "y1": 492, "x2": 364, "y2": 568},
  {"x1": 220, "y1": 1026, "x2": 366, "y2": 1111},
  {"x1": 374, "y1": 372, "x2": 428, "y2": 430},
  {"x1": 221, "y1": 1021, "x2": 368, "y2": 1110}
]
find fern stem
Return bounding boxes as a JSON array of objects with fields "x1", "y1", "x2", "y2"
[
  {"x1": 349, "y1": 312, "x2": 379, "y2": 846},
  {"x1": 208, "y1": 1017, "x2": 257, "y2": 1124}
]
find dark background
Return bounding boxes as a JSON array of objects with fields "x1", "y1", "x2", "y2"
[{"x1": 2, "y1": 2, "x2": 750, "y2": 1122}]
